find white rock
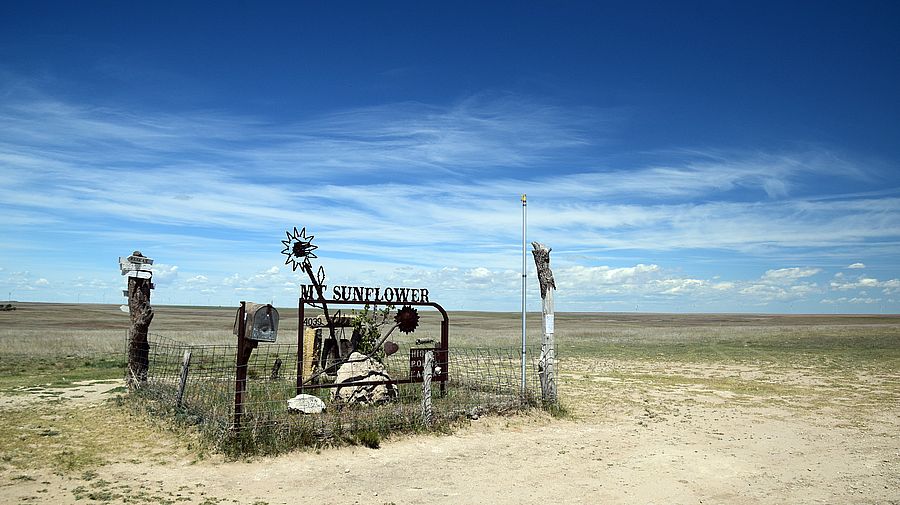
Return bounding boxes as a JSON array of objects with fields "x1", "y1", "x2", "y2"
[
  {"x1": 331, "y1": 352, "x2": 398, "y2": 405},
  {"x1": 287, "y1": 393, "x2": 326, "y2": 414}
]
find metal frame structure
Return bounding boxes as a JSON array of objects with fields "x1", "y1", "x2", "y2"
[{"x1": 296, "y1": 298, "x2": 449, "y2": 396}]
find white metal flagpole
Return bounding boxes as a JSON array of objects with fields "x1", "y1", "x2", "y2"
[{"x1": 521, "y1": 193, "x2": 527, "y2": 397}]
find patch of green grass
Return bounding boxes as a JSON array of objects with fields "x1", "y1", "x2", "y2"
[
  {"x1": 354, "y1": 430, "x2": 381, "y2": 449},
  {"x1": 0, "y1": 354, "x2": 124, "y2": 391},
  {"x1": 546, "y1": 401, "x2": 572, "y2": 419}
]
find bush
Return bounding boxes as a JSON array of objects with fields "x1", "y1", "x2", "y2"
[{"x1": 354, "y1": 429, "x2": 381, "y2": 449}]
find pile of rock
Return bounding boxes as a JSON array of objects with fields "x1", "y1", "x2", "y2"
[{"x1": 331, "y1": 352, "x2": 398, "y2": 405}]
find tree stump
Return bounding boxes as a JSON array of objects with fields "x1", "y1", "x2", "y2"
[{"x1": 127, "y1": 270, "x2": 154, "y2": 387}]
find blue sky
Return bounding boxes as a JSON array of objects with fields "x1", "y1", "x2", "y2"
[{"x1": 1, "y1": 1, "x2": 899, "y2": 313}]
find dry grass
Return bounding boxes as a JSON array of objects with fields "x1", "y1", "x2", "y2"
[
  {"x1": 3, "y1": 301, "x2": 898, "y2": 353},
  {"x1": 0, "y1": 400, "x2": 199, "y2": 473},
  {"x1": 1, "y1": 302, "x2": 897, "y2": 503}
]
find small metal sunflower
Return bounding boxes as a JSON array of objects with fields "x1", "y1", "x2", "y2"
[
  {"x1": 394, "y1": 305, "x2": 420, "y2": 334},
  {"x1": 281, "y1": 226, "x2": 318, "y2": 271}
]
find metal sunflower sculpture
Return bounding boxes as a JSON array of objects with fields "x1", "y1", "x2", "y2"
[
  {"x1": 394, "y1": 305, "x2": 420, "y2": 334},
  {"x1": 281, "y1": 226, "x2": 318, "y2": 272}
]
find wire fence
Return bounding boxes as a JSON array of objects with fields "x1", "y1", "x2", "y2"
[{"x1": 131, "y1": 333, "x2": 547, "y2": 455}]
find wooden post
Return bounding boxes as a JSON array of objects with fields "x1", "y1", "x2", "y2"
[
  {"x1": 233, "y1": 301, "x2": 258, "y2": 429},
  {"x1": 302, "y1": 263, "x2": 343, "y2": 360},
  {"x1": 422, "y1": 350, "x2": 434, "y2": 426},
  {"x1": 124, "y1": 251, "x2": 154, "y2": 388},
  {"x1": 297, "y1": 301, "x2": 305, "y2": 395},
  {"x1": 531, "y1": 242, "x2": 557, "y2": 404},
  {"x1": 176, "y1": 350, "x2": 192, "y2": 408}
]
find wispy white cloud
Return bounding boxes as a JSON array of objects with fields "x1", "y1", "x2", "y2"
[
  {"x1": 830, "y1": 275, "x2": 900, "y2": 294},
  {"x1": 761, "y1": 267, "x2": 821, "y2": 283},
  {"x1": 2, "y1": 86, "x2": 899, "y2": 311},
  {"x1": 149, "y1": 264, "x2": 179, "y2": 285},
  {"x1": 0, "y1": 88, "x2": 600, "y2": 182},
  {"x1": 239, "y1": 94, "x2": 600, "y2": 176},
  {"x1": 821, "y1": 296, "x2": 883, "y2": 305}
]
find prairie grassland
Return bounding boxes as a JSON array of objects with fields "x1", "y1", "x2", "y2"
[
  {"x1": 2, "y1": 303, "x2": 898, "y2": 402},
  {"x1": 1, "y1": 302, "x2": 898, "y2": 401},
  {"x1": 1, "y1": 302, "x2": 898, "y2": 504},
  {"x1": 3, "y1": 301, "x2": 898, "y2": 350}
]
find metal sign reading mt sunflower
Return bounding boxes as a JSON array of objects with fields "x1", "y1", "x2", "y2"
[
  {"x1": 281, "y1": 227, "x2": 318, "y2": 271},
  {"x1": 395, "y1": 305, "x2": 420, "y2": 334},
  {"x1": 288, "y1": 224, "x2": 451, "y2": 396}
]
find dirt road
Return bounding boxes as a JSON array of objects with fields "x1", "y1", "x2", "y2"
[{"x1": 3, "y1": 356, "x2": 898, "y2": 505}]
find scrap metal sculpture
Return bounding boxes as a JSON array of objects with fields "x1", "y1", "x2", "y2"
[
  {"x1": 286, "y1": 226, "x2": 449, "y2": 397},
  {"x1": 395, "y1": 305, "x2": 420, "y2": 334},
  {"x1": 282, "y1": 227, "x2": 344, "y2": 361}
]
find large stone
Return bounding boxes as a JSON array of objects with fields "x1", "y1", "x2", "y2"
[
  {"x1": 331, "y1": 352, "x2": 398, "y2": 405},
  {"x1": 287, "y1": 394, "x2": 326, "y2": 414}
]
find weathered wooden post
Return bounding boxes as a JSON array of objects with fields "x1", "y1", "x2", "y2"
[
  {"x1": 233, "y1": 302, "x2": 249, "y2": 428},
  {"x1": 531, "y1": 242, "x2": 557, "y2": 404},
  {"x1": 422, "y1": 350, "x2": 434, "y2": 426},
  {"x1": 120, "y1": 251, "x2": 154, "y2": 388},
  {"x1": 232, "y1": 302, "x2": 279, "y2": 429},
  {"x1": 176, "y1": 350, "x2": 192, "y2": 408}
]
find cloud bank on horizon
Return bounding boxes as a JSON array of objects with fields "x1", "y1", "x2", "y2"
[{"x1": 1, "y1": 2, "x2": 899, "y2": 313}]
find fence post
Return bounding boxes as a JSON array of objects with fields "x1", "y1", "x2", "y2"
[
  {"x1": 233, "y1": 301, "x2": 256, "y2": 430},
  {"x1": 422, "y1": 350, "x2": 434, "y2": 426},
  {"x1": 123, "y1": 251, "x2": 154, "y2": 388},
  {"x1": 531, "y1": 242, "x2": 557, "y2": 404},
  {"x1": 176, "y1": 350, "x2": 192, "y2": 408}
]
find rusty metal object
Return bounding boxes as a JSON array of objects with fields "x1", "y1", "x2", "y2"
[
  {"x1": 281, "y1": 227, "x2": 318, "y2": 271},
  {"x1": 299, "y1": 298, "x2": 449, "y2": 395},
  {"x1": 233, "y1": 303, "x2": 279, "y2": 342},
  {"x1": 282, "y1": 226, "x2": 343, "y2": 370},
  {"x1": 285, "y1": 226, "x2": 449, "y2": 396},
  {"x1": 394, "y1": 305, "x2": 420, "y2": 334},
  {"x1": 410, "y1": 347, "x2": 447, "y2": 380}
]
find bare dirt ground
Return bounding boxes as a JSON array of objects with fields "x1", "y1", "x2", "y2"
[
  {"x1": 2, "y1": 306, "x2": 897, "y2": 504},
  {"x1": 2, "y1": 358, "x2": 897, "y2": 505}
]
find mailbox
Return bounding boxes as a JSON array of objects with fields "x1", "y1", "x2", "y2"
[{"x1": 234, "y1": 303, "x2": 279, "y2": 342}]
